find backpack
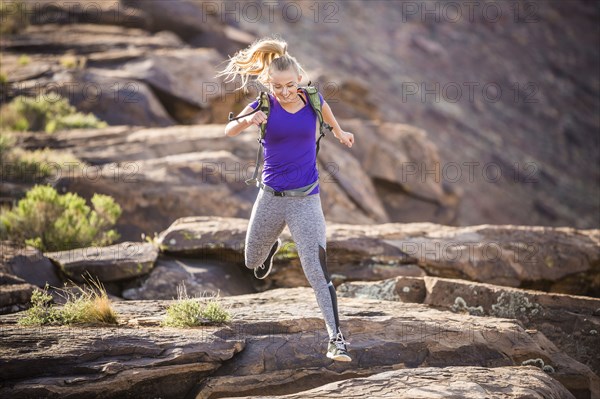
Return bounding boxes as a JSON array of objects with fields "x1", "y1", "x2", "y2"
[{"x1": 228, "y1": 85, "x2": 332, "y2": 190}]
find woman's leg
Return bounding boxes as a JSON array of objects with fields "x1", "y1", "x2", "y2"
[
  {"x1": 285, "y1": 194, "x2": 341, "y2": 340},
  {"x1": 245, "y1": 189, "x2": 287, "y2": 270}
]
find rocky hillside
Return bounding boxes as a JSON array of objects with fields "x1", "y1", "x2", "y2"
[
  {"x1": 1, "y1": 1, "x2": 599, "y2": 398},
  {"x1": 233, "y1": 0, "x2": 600, "y2": 229},
  {"x1": 1, "y1": 0, "x2": 598, "y2": 231}
]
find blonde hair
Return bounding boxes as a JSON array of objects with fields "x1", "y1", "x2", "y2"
[{"x1": 215, "y1": 36, "x2": 308, "y2": 92}]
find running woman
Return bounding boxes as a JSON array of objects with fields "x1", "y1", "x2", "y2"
[{"x1": 217, "y1": 37, "x2": 355, "y2": 362}]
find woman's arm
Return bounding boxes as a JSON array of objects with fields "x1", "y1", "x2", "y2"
[
  {"x1": 224, "y1": 105, "x2": 266, "y2": 137},
  {"x1": 321, "y1": 101, "x2": 354, "y2": 148}
]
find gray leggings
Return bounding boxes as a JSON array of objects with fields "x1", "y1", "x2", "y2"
[{"x1": 245, "y1": 189, "x2": 341, "y2": 340}]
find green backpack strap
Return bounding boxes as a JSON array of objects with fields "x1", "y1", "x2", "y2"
[
  {"x1": 245, "y1": 91, "x2": 271, "y2": 186},
  {"x1": 300, "y1": 86, "x2": 332, "y2": 155},
  {"x1": 257, "y1": 91, "x2": 270, "y2": 139}
]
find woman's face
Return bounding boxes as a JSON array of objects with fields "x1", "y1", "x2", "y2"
[{"x1": 269, "y1": 69, "x2": 302, "y2": 104}]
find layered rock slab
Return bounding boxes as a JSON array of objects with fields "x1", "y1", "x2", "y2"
[
  {"x1": 2, "y1": 287, "x2": 597, "y2": 398},
  {"x1": 223, "y1": 366, "x2": 575, "y2": 399}
]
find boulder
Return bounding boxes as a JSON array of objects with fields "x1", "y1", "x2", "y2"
[
  {"x1": 336, "y1": 120, "x2": 460, "y2": 223},
  {"x1": 0, "y1": 22, "x2": 181, "y2": 54},
  {"x1": 122, "y1": 254, "x2": 256, "y2": 300},
  {"x1": 0, "y1": 241, "x2": 52, "y2": 314},
  {"x1": 45, "y1": 241, "x2": 158, "y2": 283},
  {"x1": 156, "y1": 216, "x2": 248, "y2": 256},
  {"x1": 3, "y1": 244, "x2": 62, "y2": 288},
  {"x1": 317, "y1": 139, "x2": 388, "y2": 223},
  {"x1": 0, "y1": 273, "x2": 36, "y2": 315},
  {"x1": 327, "y1": 222, "x2": 600, "y2": 296},
  {"x1": 120, "y1": 0, "x2": 239, "y2": 51},
  {"x1": 52, "y1": 68, "x2": 176, "y2": 127},
  {"x1": 337, "y1": 275, "x2": 427, "y2": 303},
  {"x1": 17, "y1": 1, "x2": 147, "y2": 28},
  {"x1": 116, "y1": 47, "x2": 230, "y2": 123}
]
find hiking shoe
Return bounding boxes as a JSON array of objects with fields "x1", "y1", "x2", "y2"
[
  {"x1": 326, "y1": 331, "x2": 351, "y2": 362},
  {"x1": 254, "y1": 239, "x2": 281, "y2": 279}
]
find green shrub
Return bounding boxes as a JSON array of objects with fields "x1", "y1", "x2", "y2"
[
  {"x1": 59, "y1": 54, "x2": 86, "y2": 70},
  {"x1": 46, "y1": 113, "x2": 106, "y2": 133},
  {"x1": 0, "y1": 104, "x2": 28, "y2": 131},
  {"x1": 275, "y1": 241, "x2": 299, "y2": 260},
  {"x1": 0, "y1": 1, "x2": 29, "y2": 35},
  {"x1": 0, "y1": 133, "x2": 16, "y2": 164},
  {"x1": 162, "y1": 284, "x2": 231, "y2": 327},
  {"x1": 18, "y1": 280, "x2": 118, "y2": 326},
  {"x1": 0, "y1": 95, "x2": 107, "y2": 133},
  {"x1": 18, "y1": 54, "x2": 30, "y2": 66},
  {"x1": 17, "y1": 286, "x2": 61, "y2": 326},
  {"x1": 3, "y1": 146, "x2": 85, "y2": 183},
  {"x1": 0, "y1": 184, "x2": 121, "y2": 252}
]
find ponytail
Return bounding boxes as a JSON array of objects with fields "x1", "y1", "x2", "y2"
[{"x1": 215, "y1": 36, "x2": 308, "y2": 92}]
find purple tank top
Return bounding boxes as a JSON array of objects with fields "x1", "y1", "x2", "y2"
[{"x1": 249, "y1": 91, "x2": 325, "y2": 195}]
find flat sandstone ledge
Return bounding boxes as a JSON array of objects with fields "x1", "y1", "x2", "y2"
[{"x1": 220, "y1": 366, "x2": 576, "y2": 399}]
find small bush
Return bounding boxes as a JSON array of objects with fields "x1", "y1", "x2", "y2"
[
  {"x1": 162, "y1": 284, "x2": 231, "y2": 327},
  {"x1": 0, "y1": 133, "x2": 16, "y2": 164},
  {"x1": 0, "y1": 104, "x2": 28, "y2": 132},
  {"x1": 0, "y1": 1, "x2": 29, "y2": 35},
  {"x1": 18, "y1": 54, "x2": 30, "y2": 66},
  {"x1": 58, "y1": 280, "x2": 118, "y2": 325},
  {"x1": 0, "y1": 184, "x2": 122, "y2": 252},
  {"x1": 18, "y1": 280, "x2": 118, "y2": 326},
  {"x1": 201, "y1": 301, "x2": 232, "y2": 324},
  {"x1": 46, "y1": 112, "x2": 104, "y2": 133},
  {"x1": 3, "y1": 146, "x2": 85, "y2": 183},
  {"x1": 59, "y1": 54, "x2": 86, "y2": 70},
  {"x1": 275, "y1": 241, "x2": 299, "y2": 260},
  {"x1": 17, "y1": 286, "x2": 61, "y2": 326},
  {"x1": 0, "y1": 95, "x2": 107, "y2": 133},
  {"x1": 0, "y1": 132, "x2": 86, "y2": 183}
]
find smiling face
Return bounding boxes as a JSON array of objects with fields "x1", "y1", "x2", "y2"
[{"x1": 268, "y1": 69, "x2": 302, "y2": 104}]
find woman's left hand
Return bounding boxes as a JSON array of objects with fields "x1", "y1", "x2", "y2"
[{"x1": 337, "y1": 131, "x2": 354, "y2": 148}]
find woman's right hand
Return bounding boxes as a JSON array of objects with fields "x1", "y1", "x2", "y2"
[
  {"x1": 225, "y1": 106, "x2": 266, "y2": 137},
  {"x1": 243, "y1": 110, "x2": 267, "y2": 127}
]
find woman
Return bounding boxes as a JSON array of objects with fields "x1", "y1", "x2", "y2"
[{"x1": 217, "y1": 37, "x2": 355, "y2": 362}]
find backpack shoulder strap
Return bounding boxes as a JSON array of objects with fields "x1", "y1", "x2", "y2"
[
  {"x1": 299, "y1": 86, "x2": 332, "y2": 155},
  {"x1": 301, "y1": 86, "x2": 324, "y2": 124},
  {"x1": 245, "y1": 91, "x2": 271, "y2": 186},
  {"x1": 258, "y1": 91, "x2": 270, "y2": 139}
]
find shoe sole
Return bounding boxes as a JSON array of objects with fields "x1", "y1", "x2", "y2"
[
  {"x1": 326, "y1": 352, "x2": 352, "y2": 362},
  {"x1": 254, "y1": 239, "x2": 281, "y2": 279}
]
